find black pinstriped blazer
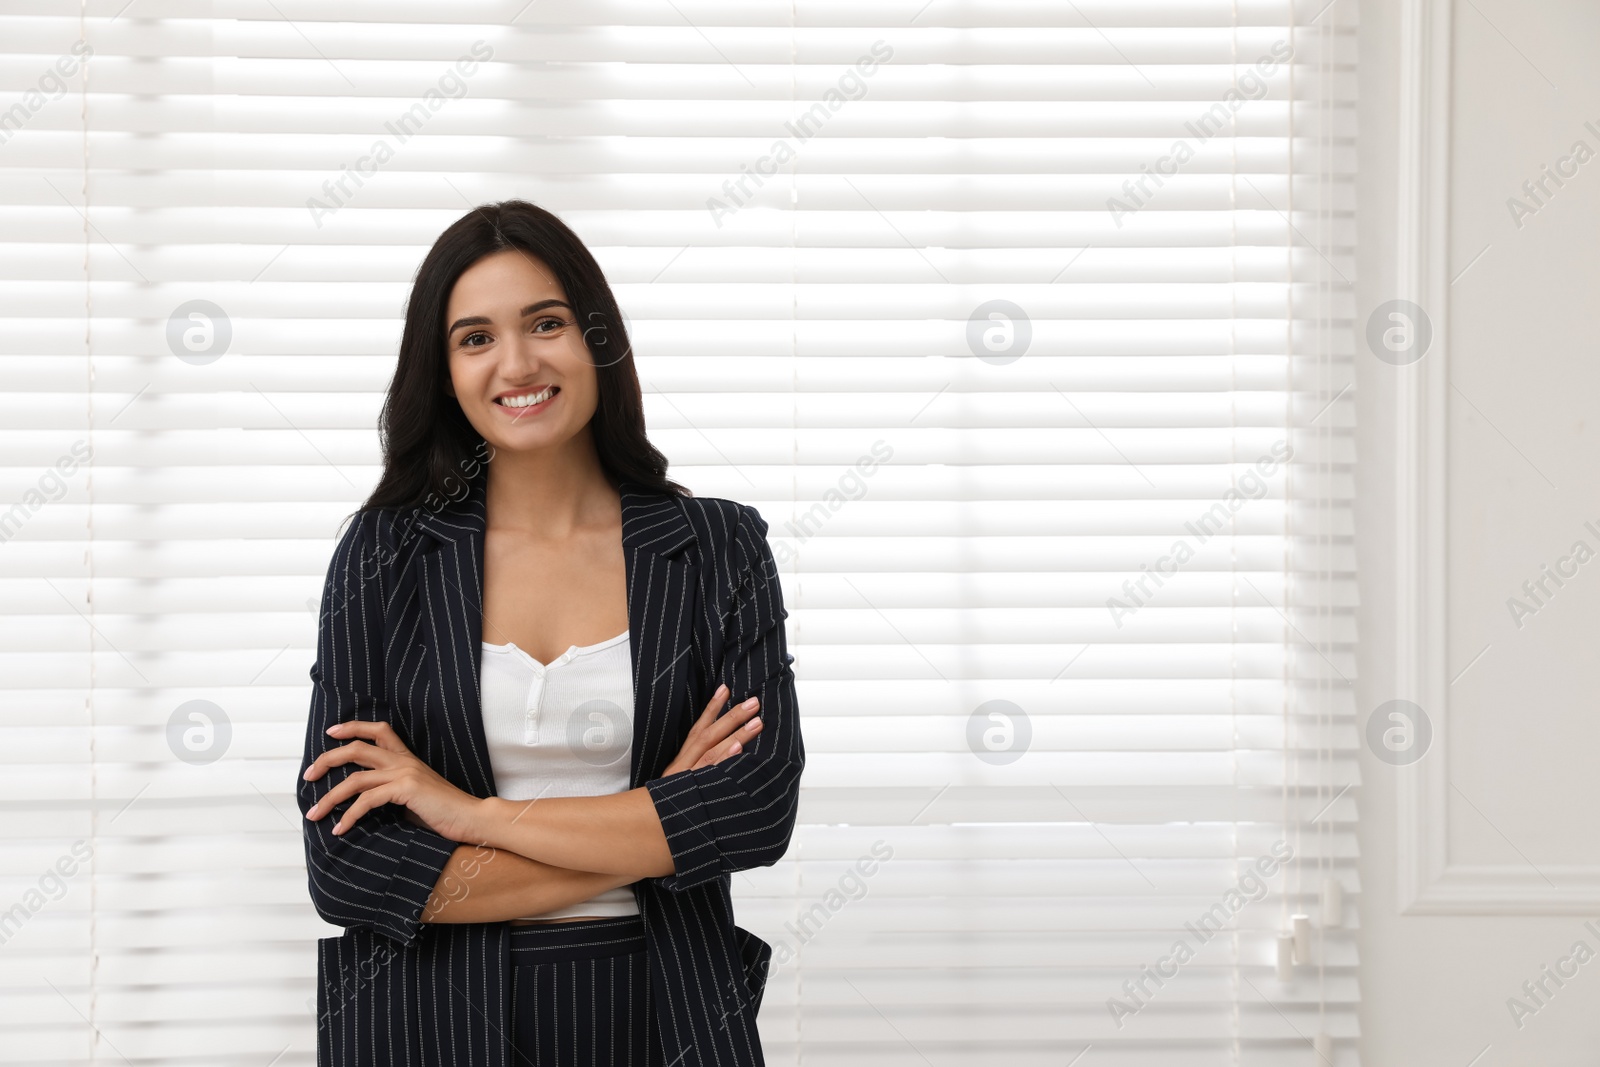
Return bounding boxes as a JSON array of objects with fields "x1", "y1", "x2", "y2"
[{"x1": 296, "y1": 467, "x2": 804, "y2": 1067}]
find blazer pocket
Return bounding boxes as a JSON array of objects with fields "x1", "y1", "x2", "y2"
[
  {"x1": 314, "y1": 932, "x2": 347, "y2": 1036},
  {"x1": 731, "y1": 924, "x2": 773, "y2": 1017},
  {"x1": 316, "y1": 928, "x2": 394, "y2": 1035}
]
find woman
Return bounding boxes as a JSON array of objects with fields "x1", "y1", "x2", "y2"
[{"x1": 295, "y1": 199, "x2": 803, "y2": 1067}]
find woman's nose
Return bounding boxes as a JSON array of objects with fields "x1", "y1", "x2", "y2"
[{"x1": 498, "y1": 335, "x2": 542, "y2": 377}]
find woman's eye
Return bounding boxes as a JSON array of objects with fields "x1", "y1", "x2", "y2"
[{"x1": 457, "y1": 318, "x2": 566, "y2": 347}]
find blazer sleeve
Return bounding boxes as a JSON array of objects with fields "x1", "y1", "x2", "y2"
[
  {"x1": 295, "y1": 508, "x2": 459, "y2": 946},
  {"x1": 644, "y1": 503, "x2": 806, "y2": 892}
]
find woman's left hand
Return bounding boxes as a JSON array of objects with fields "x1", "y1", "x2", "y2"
[{"x1": 303, "y1": 720, "x2": 484, "y2": 842}]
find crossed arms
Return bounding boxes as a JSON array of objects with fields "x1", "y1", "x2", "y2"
[{"x1": 295, "y1": 504, "x2": 804, "y2": 942}]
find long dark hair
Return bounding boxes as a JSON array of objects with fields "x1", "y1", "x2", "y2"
[{"x1": 359, "y1": 199, "x2": 689, "y2": 522}]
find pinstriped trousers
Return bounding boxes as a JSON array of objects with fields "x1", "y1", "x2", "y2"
[{"x1": 508, "y1": 915, "x2": 665, "y2": 1067}]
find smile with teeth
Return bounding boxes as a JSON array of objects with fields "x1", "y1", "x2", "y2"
[{"x1": 496, "y1": 385, "x2": 559, "y2": 410}]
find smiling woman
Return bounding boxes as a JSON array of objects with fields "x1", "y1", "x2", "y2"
[
  {"x1": 296, "y1": 200, "x2": 803, "y2": 1067},
  {"x1": 440, "y1": 251, "x2": 617, "y2": 522}
]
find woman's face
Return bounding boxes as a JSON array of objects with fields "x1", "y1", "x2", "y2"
[{"x1": 443, "y1": 247, "x2": 599, "y2": 458}]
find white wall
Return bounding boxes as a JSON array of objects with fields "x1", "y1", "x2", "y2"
[{"x1": 1355, "y1": 1, "x2": 1600, "y2": 1063}]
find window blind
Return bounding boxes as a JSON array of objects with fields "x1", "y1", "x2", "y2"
[{"x1": 0, "y1": 1, "x2": 1359, "y2": 1063}]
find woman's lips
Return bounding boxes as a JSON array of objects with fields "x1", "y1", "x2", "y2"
[{"x1": 494, "y1": 387, "x2": 559, "y2": 419}]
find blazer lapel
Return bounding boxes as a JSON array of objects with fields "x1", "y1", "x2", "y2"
[
  {"x1": 617, "y1": 481, "x2": 701, "y2": 790},
  {"x1": 407, "y1": 471, "x2": 701, "y2": 802},
  {"x1": 406, "y1": 477, "x2": 497, "y2": 798}
]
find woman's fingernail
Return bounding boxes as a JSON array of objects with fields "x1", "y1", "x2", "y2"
[
  {"x1": 729, "y1": 742, "x2": 741, "y2": 755},
  {"x1": 741, "y1": 697, "x2": 758, "y2": 709},
  {"x1": 746, "y1": 718, "x2": 761, "y2": 730},
  {"x1": 326, "y1": 725, "x2": 340, "y2": 735},
  {"x1": 717, "y1": 684, "x2": 727, "y2": 695}
]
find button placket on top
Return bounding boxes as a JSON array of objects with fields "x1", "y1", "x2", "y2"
[
  {"x1": 513, "y1": 644, "x2": 580, "y2": 746},
  {"x1": 483, "y1": 630, "x2": 630, "y2": 752}
]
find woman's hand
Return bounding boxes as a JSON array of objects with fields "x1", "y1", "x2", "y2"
[
  {"x1": 303, "y1": 721, "x2": 486, "y2": 843},
  {"x1": 661, "y1": 684, "x2": 763, "y2": 777}
]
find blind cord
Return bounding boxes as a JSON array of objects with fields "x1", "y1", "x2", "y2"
[
  {"x1": 78, "y1": 0, "x2": 99, "y2": 1060},
  {"x1": 1229, "y1": 3, "x2": 1243, "y2": 1062}
]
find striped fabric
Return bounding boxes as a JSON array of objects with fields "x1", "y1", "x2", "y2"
[
  {"x1": 508, "y1": 915, "x2": 659, "y2": 1066},
  {"x1": 296, "y1": 466, "x2": 803, "y2": 1066}
]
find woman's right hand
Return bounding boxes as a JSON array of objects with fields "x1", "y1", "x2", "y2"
[{"x1": 661, "y1": 684, "x2": 763, "y2": 776}]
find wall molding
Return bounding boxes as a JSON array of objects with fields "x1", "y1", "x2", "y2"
[{"x1": 1393, "y1": 0, "x2": 1600, "y2": 914}]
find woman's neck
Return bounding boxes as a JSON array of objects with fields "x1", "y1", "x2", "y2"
[{"x1": 482, "y1": 442, "x2": 618, "y2": 539}]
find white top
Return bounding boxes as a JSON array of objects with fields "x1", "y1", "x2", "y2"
[{"x1": 479, "y1": 628, "x2": 639, "y2": 921}]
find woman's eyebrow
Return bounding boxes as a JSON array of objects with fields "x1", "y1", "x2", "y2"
[{"x1": 447, "y1": 298, "x2": 572, "y2": 336}]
